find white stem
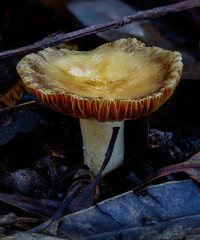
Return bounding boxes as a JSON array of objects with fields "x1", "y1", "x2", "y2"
[{"x1": 80, "y1": 119, "x2": 124, "y2": 176}]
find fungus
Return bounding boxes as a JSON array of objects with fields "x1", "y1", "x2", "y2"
[{"x1": 16, "y1": 38, "x2": 183, "y2": 176}]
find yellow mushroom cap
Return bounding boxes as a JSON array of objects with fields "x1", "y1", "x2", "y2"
[{"x1": 17, "y1": 38, "x2": 183, "y2": 121}]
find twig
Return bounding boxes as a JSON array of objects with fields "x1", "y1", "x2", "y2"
[
  {"x1": 0, "y1": 0, "x2": 199, "y2": 59},
  {"x1": 0, "y1": 100, "x2": 38, "y2": 115},
  {"x1": 29, "y1": 183, "x2": 82, "y2": 236},
  {"x1": 0, "y1": 213, "x2": 39, "y2": 226}
]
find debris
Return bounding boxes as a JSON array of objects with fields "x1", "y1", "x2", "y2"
[
  {"x1": 0, "y1": 111, "x2": 40, "y2": 146},
  {"x1": 135, "y1": 151, "x2": 200, "y2": 190},
  {"x1": 0, "y1": 193, "x2": 60, "y2": 219}
]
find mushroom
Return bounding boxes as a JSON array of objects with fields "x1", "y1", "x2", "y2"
[{"x1": 16, "y1": 38, "x2": 183, "y2": 176}]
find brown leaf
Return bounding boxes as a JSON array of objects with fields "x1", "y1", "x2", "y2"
[
  {"x1": 134, "y1": 151, "x2": 200, "y2": 190},
  {"x1": 0, "y1": 193, "x2": 60, "y2": 219},
  {"x1": 0, "y1": 79, "x2": 23, "y2": 108},
  {"x1": 0, "y1": 213, "x2": 39, "y2": 227},
  {"x1": 182, "y1": 152, "x2": 200, "y2": 181}
]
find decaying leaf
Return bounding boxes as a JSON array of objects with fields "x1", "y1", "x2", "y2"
[
  {"x1": 0, "y1": 80, "x2": 24, "y2": 108},
  {"x1": 2, "y1": 232, "x2": 63, "y2": 240},
  {"x1": 29, "y1": 184, "x2": 82, "y2": 236},
  {"x1": 148, "y1": 128, "x2": 183, "y2": 161},
  {"x1": 0, "y1": 193, "x2": 60, "y2": 219},
  {"x1": 67, "y1": 0, "x2": 173, "y2": 48},
  {"x1": 0, "y1": 110, "x2": 40, "y2": 146},
  {"x1": 0, "y1": 1, "x2": 199, "y2": 239},
  {"x1": 1, "y1": 180, "x2": 200, "y2": 239},
  {"x1": 0, "y1": 213, "x2": 39, "y2": 227},
  {"x1": 68, "y1": 0, "x2": 200, "y2": 80},
  {"x1": 56, "y1": 179, "x2": 200, "y2": 239},
  {"x1": 135, "y1": 150, "x2": 200, "y2": 190}
]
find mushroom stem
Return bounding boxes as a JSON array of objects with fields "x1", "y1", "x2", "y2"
[{"x1": 80, "y1": 119, "x2": 124, "y2": 176}]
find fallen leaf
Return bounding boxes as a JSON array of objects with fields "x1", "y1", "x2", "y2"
[
  {"x1": 0, "y1": 58, "x2": 23, "y2": 108},
  {"x1": 30, "y1": 184, "x2": 82, "y2": 236},
  {"x1": 68, "y1": 0, "x2": 200, "y2": 80},
  {"x1": 2, "y1": 232, "x2": 63, "y2": 239},
  {"x1": 0, "y1": 80, "x2": 23, "y2": 108},
  {"x1": 0, "y1": 213, "x2": 39, "y2": 227},
  {"x1": 0, "y1": 193, "x2": 60, "y2": 219},
  {"x1": 135, "y1": 150, "x2": 200, "y2": 190},
  {"x1": 67, "y1": 0, "x2": 173, "y2": 47},
  {"x1": 0, "y1": 110, "x2": 40, "y2": 146},
  {"x1": 57, "y1": 179, "x2": 200, "y2": 239}
]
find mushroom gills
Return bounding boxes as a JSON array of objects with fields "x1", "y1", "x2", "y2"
[{"x1": 80, "y1": 119, "x2": 124, "y2": 176}]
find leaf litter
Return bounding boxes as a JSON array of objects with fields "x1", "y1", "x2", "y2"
[
  {"x1": 29, "y1": 127, "x2": 119, "y2": 236},
  {"x1": 134, "y1": 150, "x2": 200, "y2": 191},
  {"x1": 0, "y1": 0, "x2": 200, "y2": 238}
]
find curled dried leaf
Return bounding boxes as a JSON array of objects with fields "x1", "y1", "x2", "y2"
[
  {"x1": 0, "y1": 79, "x2": 24, "y2": 108},
  {"x1": 134, "y1": 151, "x2": 200, "y2": 191}
]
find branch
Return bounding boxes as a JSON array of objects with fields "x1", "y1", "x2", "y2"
[
  {"x1": 0, "y1": 0, "x2": 199, "y2": 59},
  {"x1": 0, "y1": 100, "x2": 38, "y2": 115}
]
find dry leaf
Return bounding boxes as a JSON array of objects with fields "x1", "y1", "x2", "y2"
[
  {"x1": 0, "y1": 193, "x2": 60, "y2": 219},
  {"x1": 135, "y1": 151, "x2": 200, "y2": 190},
  {"x1": 0, "y1": 79, "x2": 23, "y2": 108}
]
